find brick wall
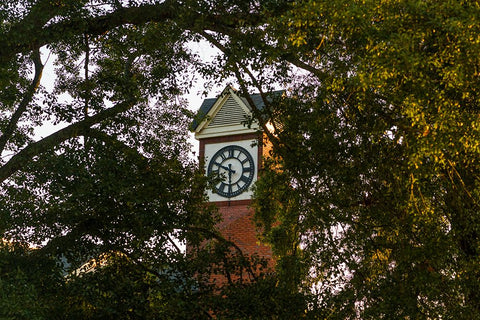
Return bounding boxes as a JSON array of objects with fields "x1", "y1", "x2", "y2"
[
  {"x1": 206, "y1": 200, "x2": 273, "y2": 286},
  {"x1": 216, "y1": 201, "x2": 272, "y2": 260}
]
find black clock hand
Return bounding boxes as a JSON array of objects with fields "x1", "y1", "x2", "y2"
[
  {"x1": 228, "y1": 164, "x2": 233, "y2": 180},
  {"x1": 214, "y1": 162, "x2": 236, "y2": 174},
  {"x1": 228, "y1": 164, "x2": 233, "y2": 190}
]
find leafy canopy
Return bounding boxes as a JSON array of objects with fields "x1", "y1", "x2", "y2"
[
  {"x1": 2, "y1": 0, "x2": 480, "y2": 319},
  {"x1": 0, "y1": 0, "x2": 291, "y2": 318}
]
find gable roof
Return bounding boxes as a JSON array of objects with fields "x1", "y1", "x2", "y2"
[{"x1": 190, "y1": 86, "x2": 283, "y2": 131}]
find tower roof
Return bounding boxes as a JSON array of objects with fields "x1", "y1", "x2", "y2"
[{"x1": 191, "y1": 86, "x2": 283, "y2": 136}]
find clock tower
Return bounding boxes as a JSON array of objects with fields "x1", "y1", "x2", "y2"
[{"x1": 192, "y1": 86, "x2": 273, "y2": 265}]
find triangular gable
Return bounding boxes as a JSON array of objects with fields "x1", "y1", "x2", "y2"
[
  {"x1": 193, "y1": 86, "x2": 258, "y2": 139},
  {"x1": 192, "y1": 86, "x2": 285, "y2": 139},
  {"x1": 207, "y1": 94, "x2": 250, "y2": 128}
]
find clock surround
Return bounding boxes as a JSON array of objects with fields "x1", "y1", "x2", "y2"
[
  {"x1": 201, "y1": 134, "x2": 260, "y2": 203},
  {"x1": 207, "y1": 144, "x2": 255, "y2": 198}
]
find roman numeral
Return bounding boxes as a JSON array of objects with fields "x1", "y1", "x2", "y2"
[
  {"x1": 239, "y1": 175, "x2": 250, "y2": 183},
  {"x1": 218, "y1": 183, "x2": 227, "y2": 193}
]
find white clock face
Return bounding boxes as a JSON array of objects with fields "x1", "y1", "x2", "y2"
[
  {"x1": 207, "y1": 145, "x2": 255, "y2": 198},
  {"x1": 204, "y1": 140, "x2": 258, "y2": 201}
]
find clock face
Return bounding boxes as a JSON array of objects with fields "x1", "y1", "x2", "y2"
[{"x1": 207, "y1": 145, "x2": 255, "y2": 198}]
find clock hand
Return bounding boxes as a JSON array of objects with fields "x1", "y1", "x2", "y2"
[{"x1": 214, "y1": 162, "x2": 236, "y2": 174}]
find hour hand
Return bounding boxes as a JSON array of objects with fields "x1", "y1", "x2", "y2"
[{"x1": 214, "y1": 162, "x2": 236, "y2": 174}]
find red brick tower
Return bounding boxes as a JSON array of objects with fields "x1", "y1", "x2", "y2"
[{"x1": 192, "y1": 86, "x2": 273, "y2": 271}]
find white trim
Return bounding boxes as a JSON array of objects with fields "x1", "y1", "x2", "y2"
[
  {"x1": 194, "y1": 91, "x2": 231, "y2": 133},
  {"x1": 194, "y1": 123, "x2": 260, "y2": 139}
]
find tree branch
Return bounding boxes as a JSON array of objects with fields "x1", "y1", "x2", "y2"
[
  {"x1": 185, "y1": 226, "x2": 259, "y2": 281},
  {"x1": 198, "y1": 31, "x2": 280, "y2": 147},
  {"x1": 0, "y1": 48, "x2": 44, "y2": 154},
  {"x1": 84, "y1": 128, "x2": 151, "y2": 167},
  {"x1": 0, "y1": 1, "x2": 263, "y2": 61},
  {"x1": 0, "y1": 99, "x2": 136, "y2": 183}
]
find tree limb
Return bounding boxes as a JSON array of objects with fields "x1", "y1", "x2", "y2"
[
  {"x1": 0, "y1": 98, "x2": 136, "y2": 183},
  {"x1": 0, "y1": 1, "x2": 263, "y2": 61},
  {"x1": 198, "y1": 31, "x2": 280, "y2": 147},
  {"x1": 0, "y1": 48, "x2": 44, "y2": 154},
  {"x1": 184, "y1": 226, "x2": 259, "y2": 281}
]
